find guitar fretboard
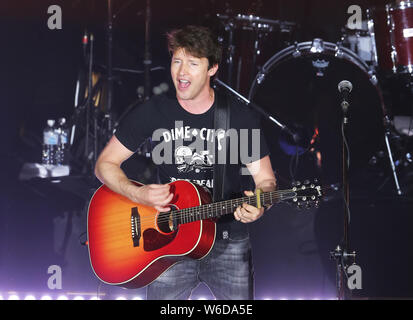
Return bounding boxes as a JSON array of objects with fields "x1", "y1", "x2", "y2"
[{"x1": 174, "y1": 190, "x2": 296, "y2": 225}]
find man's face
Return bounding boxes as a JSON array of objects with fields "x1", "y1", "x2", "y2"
[{"x1": 170, "y1": 48, "x2": 218, "y2": 101}]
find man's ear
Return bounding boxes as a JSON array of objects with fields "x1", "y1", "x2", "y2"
[{"x1": 208, "y1": 64, "x2": 218, "y2": 77}]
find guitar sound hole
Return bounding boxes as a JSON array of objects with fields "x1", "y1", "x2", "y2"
[{"x1": 157, "y1": 207, "x2": 179, "y2": 234}]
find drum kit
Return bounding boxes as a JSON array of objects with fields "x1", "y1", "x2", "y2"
[
  {"x1": 216, "y1": 2, "x2": 413, "y2": 197},
  {"x1": 215, "y1": 3, "x2": 413, "y2": 300}
]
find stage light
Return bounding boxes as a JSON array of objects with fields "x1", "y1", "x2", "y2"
[
  {"x1": 115, "y1": 296, "x2": 127, "y2": 300},
  {"x1": 40, "y1": 295, "x2": 52, "y2": 300},
  {"x1": 24, "y1": 295, "x2": 36, "y2": 300},
  {"x1": 131, "y1": 296, "x2": 143, "y2": 300},
  {"x1": 73, "y1": 296, "x2": 85, "y2": 300},
  {"x1": 8, "y1": 294, "x2": 20, "y2": 300},
  {"x1": 89, "y1": 296, "x2": 101, "y2": 300},
  {"x1": 56, "y1": 295, "x2": 69, "y2": 300}
]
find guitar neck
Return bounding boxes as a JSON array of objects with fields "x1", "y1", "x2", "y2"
[{"x1": 176, "y1": 189, "x2": 294, "y2": 225}]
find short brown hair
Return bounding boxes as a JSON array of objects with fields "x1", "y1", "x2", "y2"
[{"x1": 167, "y1": 25, "x2": 222, "y2": 69}]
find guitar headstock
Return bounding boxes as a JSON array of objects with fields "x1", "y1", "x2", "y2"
[{"x1": 289, "y1": 179, "x2": 323, "y2": 210}]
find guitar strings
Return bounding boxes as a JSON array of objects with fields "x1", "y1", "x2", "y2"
[
  {"x1": 136, "y1": 185, "x2": 327, "y2": 226},
  {"x1": 91, "y1": 187, "x2": 326, "y2": 228},
  {"x1": 154, "y1": 186, "x2": 323, "y2": 225}
]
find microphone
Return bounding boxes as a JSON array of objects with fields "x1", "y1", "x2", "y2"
[
  {"x1": 338, "y1": 80, "x2": 353, "y2": 115},
  {"x1": 338, "y1": 80, "x2": 353, "y2": 123},
  {"x1": 338, "y1": 80, "x2": 352, "y2": 103}
]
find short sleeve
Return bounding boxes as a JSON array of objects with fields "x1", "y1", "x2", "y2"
[{"x1": 114, "y1": 100, "x2": 156, "y2": 152}]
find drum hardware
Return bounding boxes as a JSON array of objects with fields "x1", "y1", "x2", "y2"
[
  {"x1": 384, "y1": 116, "x2": 403, "y2": 195},
  {"x1": 335, "y1": 44, "x2": 345, "y2": 60},
  {"x1": 293, "y1": 42, "x2": 301, "y2": 58},
  {"x1": 217, "y1": 12, "x2": 296, "y2": 94},
  {"x1": 367, "y1": 16, "x2": 379, "y2": 68},
  {"x1": 217, "y1": 13, "x2": 296, "y2": 32},
  {"x1": 312, "y1": 59, "x2": 330, "y2": 77},
  {"x1": 310, "y1": 38, "x2": 325, "y2": 53},
  {"x1": 222, "y1": 17, "x2": 236, "y2": 87}
]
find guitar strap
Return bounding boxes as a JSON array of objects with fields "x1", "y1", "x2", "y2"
[{"x1": 213, "y1": 91, "x2": 230, "y2": 202}]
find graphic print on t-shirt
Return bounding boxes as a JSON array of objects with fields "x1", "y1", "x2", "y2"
[
  {"x1": 174, "y1": 145, "x2": 213, "y2": 173},
  {"x1": 152, "y1": 120, "x2": 226, "y2": 190}
]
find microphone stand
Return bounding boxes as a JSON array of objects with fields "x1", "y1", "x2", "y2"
[
  {"x1": 143, "y1": 0, "x2": 152, "y2": 100},
  {"x1": 106, "y1": 0, "x2": 114, "y2": 132},
  {"x1": 213, "y1": 78, "x2": 299, "y2": 143},
  {"x1": 329, "y1": 96, "x2": 356, "y2": 300},
  {"x1": 84, "y1": 33, "x2": 94, "y2": 173}
]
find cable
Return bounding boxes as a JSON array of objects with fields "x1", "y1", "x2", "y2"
[{"x1": 341, "y1": 120, "x2": 351, "y2": 225}]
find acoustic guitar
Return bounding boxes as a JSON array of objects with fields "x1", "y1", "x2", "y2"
[{"x1": 87, "y1": 179, "x2": 322, "y2": 288}]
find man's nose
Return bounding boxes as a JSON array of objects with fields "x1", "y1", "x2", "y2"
[{"x1": 179, "y1": 63, "x2": 188, "y2": 75}]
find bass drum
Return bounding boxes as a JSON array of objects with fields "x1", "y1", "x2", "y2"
[{"x1": 248, "y1": 39, "x2": 387, "y2": 186}]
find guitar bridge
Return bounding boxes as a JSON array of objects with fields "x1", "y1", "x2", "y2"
[{"x1": 131, "y1": 207, "x2": 141, "y2": 247}]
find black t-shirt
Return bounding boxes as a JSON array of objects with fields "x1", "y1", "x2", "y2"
[{"x1": 114, "y1": 90, "x2": 270, "y2": 239}]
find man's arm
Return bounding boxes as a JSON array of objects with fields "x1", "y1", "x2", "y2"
[
  {"x1": 234, "y1": 155, "x2": 276, "y2": 223},
  {"x1": 95, "y1": 135, "x2": 173, "y2": 212}
]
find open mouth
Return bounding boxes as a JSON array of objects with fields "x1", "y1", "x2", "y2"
[{"x1": 178, "y1": 79, "x2": 191, "y2": 90}]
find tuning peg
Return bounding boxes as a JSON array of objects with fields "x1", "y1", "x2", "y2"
[{"x1": 292, "y1": 181, "x2": 301, "y2": 187}]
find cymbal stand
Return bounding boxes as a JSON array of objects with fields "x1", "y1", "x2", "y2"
[
  {"x1": 213, "y1": 78, "x2": 298, "y2": 141},
  {"x1": 217, "y1": 14, "x2": 236, "y2": 87},
  {"x1": 383, "y1": 114, "x2": 403, "y2": 195}
]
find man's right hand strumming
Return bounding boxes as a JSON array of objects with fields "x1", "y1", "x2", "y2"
[
  {"x1": 94, "y1": 135, "x2": 173, "y2": 213},
  {"x1": 125, "y1": 184, "x2": 173, "y2": 212}
]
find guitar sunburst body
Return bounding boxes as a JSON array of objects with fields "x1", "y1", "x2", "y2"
[{"x1": 87, "y1": 180, "x2": 215, "y2": 288}]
